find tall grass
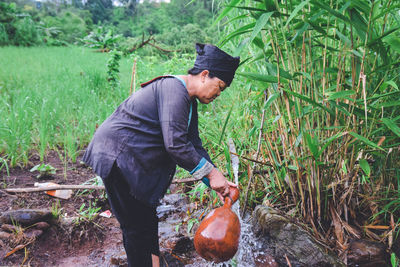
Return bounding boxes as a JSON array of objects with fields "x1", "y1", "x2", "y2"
[
  {"x1": 0, "y1": 46, "x2": 193, "y2": 167},
  {"x1": 215, "y1": 0, "x2": 400, "y2": 254}
]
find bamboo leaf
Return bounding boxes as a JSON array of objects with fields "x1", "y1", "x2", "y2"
[
  {"x1": 381, "y1": 118, "x2": 400, "y2": 138},
  {"x1": 327, "y1": 90, "x2": 356, "y2": 100},
  {"x1": 379, "y1": 80, "x2": 399, "y2": 92},
  {"x1": 359, "y1": 159, "x2": 371, "y2": 177},
  {"x1": 249, "y1": 12, "x2": 274, "y2": 45},
  {"x1": 285, "y1": 0, "x2": 309, "y2": 28},
  {"x1": 218, "y1": 105, "x2": 234, "y2": 146},
  {"x1": 384, "y1": 35, "x2": 400, "y2": 54},
  {"x1": 317, "y1": 131, "x2": 347, "y2": 158},
  {"x1": 311, "y1": 0, "x2": 351, "y2": 23},
  {"x1": 219, "y1": 22, "x2": 256, "y2": 46},
  {"x1": 264, "y1": 92, "x2": 280, "y2": 109},
  {"x1": 282, "y1": 88, "x2": 336, "y2": 116},
  {"x1": 237, "y1": 72, "x2": 279, "y2": 83},
  {"x1": 212, "y1": 0, "x2": 244, "y2": 27},
  {"x1": 349, "y1": 132, "x2": 384, "y2": 151},
  {"x1": 304, "y1": 131, "x2": 319, "y2": 159}
]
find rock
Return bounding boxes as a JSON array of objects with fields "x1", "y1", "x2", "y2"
[
  {"x1": 1, "y1": 224, "x2": 16, "y2": 233},
  {"x1": 24, "y1": 229, "x2": 43, "y2": 239},
  {"x1": 254, "y1": 253, "x2": 279, "y2": 267},
  {"x1": 172, "y1": 236, "x2": 194, "y2": 254},
  {"x1": 253, "y1": 205, "x2": 345, "y2": 267},
  {"x1": 109, "y1": 248, "x2": 128, "y2": 267},
  {"x1": 347, "y1": 239, "x2": 390, "y2": 266},
  {"x1": 0, "y1": 209, "x2": 52, "y2": 226},
  {"x1": 34, "y1": 221, "x2": 50, "y2": 230},
  {"x1": 0, "y1": 231, "x2": 11, "y2": 240}
]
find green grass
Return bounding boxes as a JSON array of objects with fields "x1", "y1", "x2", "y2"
[{"x1": 0, "y1": 46, "x2": 195, "y2": 167}]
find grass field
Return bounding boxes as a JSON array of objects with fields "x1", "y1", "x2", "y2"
[{"x1": 0, "y1": 46, "x2": 256, "y2": 172}]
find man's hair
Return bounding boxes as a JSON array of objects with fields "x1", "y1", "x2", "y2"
[{"x1": 187, "y1": 67, "x2": 216, "y2": 78}]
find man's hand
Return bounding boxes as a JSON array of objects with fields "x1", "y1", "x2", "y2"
[{"x1": 207, "y1": 168, "x2": 238, "y2": 203}]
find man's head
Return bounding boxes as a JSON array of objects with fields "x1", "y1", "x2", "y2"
[{"x1": 189, "y1": 43, "x2": 240, "y2": 87}]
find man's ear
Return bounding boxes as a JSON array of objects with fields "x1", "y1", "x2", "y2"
[{"x1": 200, "y1": 70, "x2": 209, "y2": 82}]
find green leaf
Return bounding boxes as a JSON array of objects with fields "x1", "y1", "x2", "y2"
[
  {"x1": 282, "y1": 88, "x2": 336, "y2": 117},
  {"x1": 311, "y1": 0, "x2": 351, "y2": 23},
  {"x1": 349, "y1": 132, "x2": 385, "y2": 151},
  {"x1": 212, "y1": 0, "x2": 244, "y2": 27},
  {"x1": 264, "y1": 92, "x2": 280, "y2": 109},
  {"x1": 237, "y1": 72, "x2": 279, "y2": 83},
  {"x1": 285, "y1": 0, "x2": 309, "y2": 28},
  {"x1": 327, "y1": 90, "x2": 356, "y2": 100},
  {"x1": 304, "y1": 131, "x2": 319, "y2": 159},
  {"x1": 219, "y1": 22, "x2": 256, "y2": 46},
  {"x1": 359, "y1": 159, "x2": 370, "y2": 177},
  {"x1": 248, "y1": 12, "x2": 274, "y2": 45},
  {"x1": 381, "y1": 118, "x2": 400, "y2": 138},
  {"x1": 317, "y1": 131, "x2": 347, "y2": 158}
]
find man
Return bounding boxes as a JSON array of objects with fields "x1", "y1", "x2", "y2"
[{"x1": 83, "y1": 43, "x2": 240, "y2": 266}]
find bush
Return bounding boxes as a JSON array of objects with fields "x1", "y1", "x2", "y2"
[
  {"x1": 13, "y1": 16, "x2": 42, "y2": 46},
  {"x1": 0, "y1": 23, "x2": 9, "y2": 45}
]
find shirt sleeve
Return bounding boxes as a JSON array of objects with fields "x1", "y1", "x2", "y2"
[{"x1": 156, "y1": 78, "x2": 213, "y2": 178}]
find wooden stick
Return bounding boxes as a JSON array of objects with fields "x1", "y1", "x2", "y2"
[
  {"x1": 5, "y1": 185, "x2": 105, "y2": 193},
  {"x1": 5, "y1": 169, "x2": 273, "y2": 194}
]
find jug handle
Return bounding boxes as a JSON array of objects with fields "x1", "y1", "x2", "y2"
[{"x1": 224, "y1": 187, "x2": 240, "y2": 207}]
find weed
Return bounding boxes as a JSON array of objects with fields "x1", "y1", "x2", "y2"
[
  {"x1": 75, "y1": 201, "x2": 101, "y2": 223},
  {"x1": 51, "y1": 200, "x2": 63, "y2": 219},
  {"x1": 30, "y1": 163, "x2": 56, "y2": 179}
]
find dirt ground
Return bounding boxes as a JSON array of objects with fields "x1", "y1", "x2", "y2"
[{"x1": 0, "y1": 150, "x2": 125, "y2": 267}]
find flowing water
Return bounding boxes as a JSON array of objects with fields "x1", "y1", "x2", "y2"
[{"x1": 185, "y1": 139, "x2": 269, "y2": 267}]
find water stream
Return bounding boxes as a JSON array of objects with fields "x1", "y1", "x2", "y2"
[{"x1": 185, "y1": 139, "x2": 264, "y2": 267}]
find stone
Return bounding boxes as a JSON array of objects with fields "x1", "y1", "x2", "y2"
[
  {"x1": 0, "y1": 209, "x2": 52, "y2": 226},
  {"x1": 254, "y1": 253, "x2": 279, "y2": 267},
  {"x1": 34, "y1": 221, "x2": 50, "y2": 230},
  {"x1": 253, "y1": 205, "x2": 345, "y2": 267},
  {"x1": 347, "y1": 239, "x2": 389, "y2": 266},
  {"x1": 0, "y1": 231, "x2": 11, "y2": 240},
  {"x1": 24, "y1": 229, "x2": 43, "y2": 239},
  {"x1": 1, "y1": 224, "x2": 16, "y2": 233}
]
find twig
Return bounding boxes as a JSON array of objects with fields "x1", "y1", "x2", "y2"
[
  {"x1": 242, "y1": 92, "x2": 267, "y2": 217},
  {"x1": 5, "y1": 185, "x2": 105, "y2": 193},
  {"x1": 171, "y1": 170, "x2": 271, "y2": 184}
]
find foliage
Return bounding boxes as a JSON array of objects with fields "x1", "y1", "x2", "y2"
[
  {"x1": 106, "y1": 50, "x2": 122, "y2": 89},
  {"x1": 30, "y1": 163, "x2": 56, "y2": 179},
  {"x1": 217, "y1": 0, "x2": 400, "y2": 254},
  {"x1": 51, "y1": 200, "x2": 63, "y2": 219},
  {"x1": 76, "y1": 201, "x2": 101, "y2": 223},
  {"x1": 81, "y1": 26, "x2": 122, "y2": 50}
]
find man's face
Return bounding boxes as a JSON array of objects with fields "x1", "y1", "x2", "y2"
[{"x1": 198, "y1": 75, "x2": 227, "y2": 104}]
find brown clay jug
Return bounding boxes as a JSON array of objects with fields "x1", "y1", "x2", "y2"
[{"x1": 194, "y1": 187, "x2": 240, "y2": 263}]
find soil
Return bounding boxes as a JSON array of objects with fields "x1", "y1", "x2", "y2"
[{"x1": 0, "y1": 150, "x2": 125, "y2": 267}]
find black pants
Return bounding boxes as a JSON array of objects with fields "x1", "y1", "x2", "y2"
[{"x1": 103, "y1": 164, "x2": 159, "y2": 267}]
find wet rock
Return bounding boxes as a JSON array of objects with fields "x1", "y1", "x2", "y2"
[
  {"x1": 254, "y1": 253, "x2": 279, "y2": 267},
  {"x1": 0, "y1": 209, "x2": 52, "y2": 226},
  {"x1": 347, "y1": 239, "x2": 389, "y2": 266},
  {"x1": 253, "y1": 206, "x2": 345, "y2": 267},
  {"x1": 0, "y1": 231, "x2": 11, "y2": 240}
]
